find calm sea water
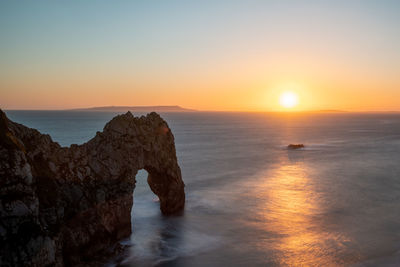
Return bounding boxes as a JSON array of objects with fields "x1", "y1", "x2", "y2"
[{"x1": 5, "y1": 111, "x2": 400, "y2": 267}]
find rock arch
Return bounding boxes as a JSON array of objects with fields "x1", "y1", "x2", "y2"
[{"x1": 0, "y1": 110, "x2": 185, "y2": 266}]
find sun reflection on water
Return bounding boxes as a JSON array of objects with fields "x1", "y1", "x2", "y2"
[{"x1": 249, "y1": 156, "x2": 355, "y2": 266}]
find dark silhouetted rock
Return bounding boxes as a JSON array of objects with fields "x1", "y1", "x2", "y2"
[
  {"x1": 287, "y1": 144, "x2": 305, "y2": 149},
  {"x1": 0, "y1": 110, "x2": 185, "y2": 266}
]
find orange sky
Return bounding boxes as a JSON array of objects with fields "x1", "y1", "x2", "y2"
[{"x1": 1, "y1": 1, "x2": 400, "y2": 111}]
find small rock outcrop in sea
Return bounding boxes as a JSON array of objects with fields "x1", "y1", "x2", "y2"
[
  {"x1": 0, "y1": 110, "x2": 185, "y2": 266},
  {"x1": 287, "y1": 144, "x2": 305, "y2": 149}
]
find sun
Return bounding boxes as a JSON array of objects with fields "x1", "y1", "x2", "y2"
[{"x1": 279, "y1": 91, "x2": 298, "y2": 109}]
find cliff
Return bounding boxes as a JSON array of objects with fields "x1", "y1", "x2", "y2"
[{"x1": 0, "y1": 110, "x2": 185, "y2": 266}]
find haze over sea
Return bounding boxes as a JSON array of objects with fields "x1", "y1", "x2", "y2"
[{"x1": 6, "y1": 110, "x2": 400, "y2": 267}]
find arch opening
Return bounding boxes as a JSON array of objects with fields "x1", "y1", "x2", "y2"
[{"x1": 127, "y1": 169, "x2": 185, "y2": 265}]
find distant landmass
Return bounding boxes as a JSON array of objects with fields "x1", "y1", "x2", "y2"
[{"x1": 69, "y1": 105, "x2": 196, "y2": 112}]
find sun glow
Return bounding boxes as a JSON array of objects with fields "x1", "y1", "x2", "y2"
[{"x1": 279, "y1": 91, "x2": 299, "y2": 109}]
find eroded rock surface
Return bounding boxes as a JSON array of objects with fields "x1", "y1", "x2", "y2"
[{"x1": 0, "y1": 110, "x2": 185, "y2": 266}]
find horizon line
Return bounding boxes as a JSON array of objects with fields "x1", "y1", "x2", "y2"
[{"x1": 3, "y1": 106, "x2": 400, "y2": 113}]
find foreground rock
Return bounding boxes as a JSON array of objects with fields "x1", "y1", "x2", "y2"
[{"x1": 0, "y1": 110, "x2": 185, "y2": 266}]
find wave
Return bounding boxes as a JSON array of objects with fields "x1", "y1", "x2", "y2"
[{"x1": 119, "y1": 226, "x2": 221, "y2": 266}]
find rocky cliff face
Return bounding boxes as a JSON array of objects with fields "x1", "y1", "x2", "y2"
[{"x1": 0, "y1": 110, "x2": 185, "y2": 266}]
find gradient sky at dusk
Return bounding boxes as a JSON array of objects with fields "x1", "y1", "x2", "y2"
[{"x1": 1, "y1": 0, "x2": 400, "y2": 111}]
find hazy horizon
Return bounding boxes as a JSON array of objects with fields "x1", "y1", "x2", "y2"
[{"x1": 4, "y1": 105, "x2": 400, "y2": 113}]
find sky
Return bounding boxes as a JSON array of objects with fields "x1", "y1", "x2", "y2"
[{"x1": 1, "y1": 0, "x2": 400, "y2": 111}]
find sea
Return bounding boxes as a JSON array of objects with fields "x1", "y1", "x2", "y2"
[{"x1": 5, "y1": 110, "x2": 400, "y2": 267}]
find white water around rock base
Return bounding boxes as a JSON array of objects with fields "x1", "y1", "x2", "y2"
[{"x1": 6, "y1": 111, "x2": 400, "y2": 266}]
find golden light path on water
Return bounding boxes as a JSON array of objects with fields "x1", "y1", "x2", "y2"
[{"x1": 246, "y1": 155, "x2": 358, "y2": 266}]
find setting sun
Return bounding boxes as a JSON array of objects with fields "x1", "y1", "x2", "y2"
[{"x1": 279, "y1": 92, "x2": 298, "y2": 109}]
